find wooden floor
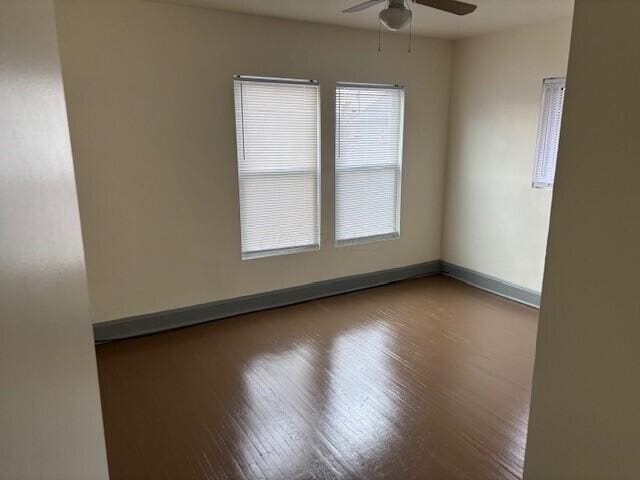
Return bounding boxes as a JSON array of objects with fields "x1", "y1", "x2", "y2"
[{"x1": 96, "y1": 275, "x2": 538, "y2": 480}]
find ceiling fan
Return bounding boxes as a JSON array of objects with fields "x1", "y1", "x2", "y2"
[{"x1": 343, "y1": 0, "x2": 477, "y2": 31}]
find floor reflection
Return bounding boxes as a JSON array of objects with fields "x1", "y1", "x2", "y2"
[
  {"x1": 237, "y1": 320, "x2": 402, "y2": 478},
  {"x1": 239, "y1": 342, "x2": 318, "y2": 479},
  {"x1": 321, "y1": 323, "x2": 401, "y2": 470}
]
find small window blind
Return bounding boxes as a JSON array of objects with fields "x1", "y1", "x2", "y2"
[
  {"x1": 534, "y1": 78, "x2": 566, "y2": 188},
  {"x1": 234, "y1": 76, "x2": 320, "y2": 259},
  {"x1": 335, "y1": 83, "x2": 405, "y2": 245}
]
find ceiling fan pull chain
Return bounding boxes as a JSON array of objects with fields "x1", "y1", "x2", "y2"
[{"x1": 408, "y1": 10, "x2": 413, "y2": 53}]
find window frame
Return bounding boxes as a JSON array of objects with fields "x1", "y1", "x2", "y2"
[
  {"x1": 233, "y1": 75, "x2": 321, "y2": 260},
  {"x1": 533, "y1": 77, "x2": 566, "y2": 189},
  {"x1": 334, "y1": 82, "x2": 405, "y2": 247}
]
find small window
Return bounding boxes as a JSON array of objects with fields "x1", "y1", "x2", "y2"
[
  {"x1": 335, "y1": 83, "x2": 405, "y2": 245},
  {"x1": 533, "y1": 78, "x2": 566, "y2": 188},
  {"x1": 233, "y1": 76, "x2": 320, "y2": 259}
]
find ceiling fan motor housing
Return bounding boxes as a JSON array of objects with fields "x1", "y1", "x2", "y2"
[{"x1": 379, "y1": 0, "x2": 412, "y2": 31}]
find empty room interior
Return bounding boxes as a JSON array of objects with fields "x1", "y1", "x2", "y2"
[{"x1": 2, "y1": 1, "x2": 639, "y2": 479}]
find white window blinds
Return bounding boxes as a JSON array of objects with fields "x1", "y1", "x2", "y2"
[
  {"x1": 534, "y1": 78, "x2": 566, "y2": 188},
  {"x1": 335, "y1": 83, "x2": 404, "y2": 245},
  {"x1": 234, "y1": 76, "x2": 320, "y2": 259}
]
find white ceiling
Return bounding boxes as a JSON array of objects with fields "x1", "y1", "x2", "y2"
[{"x1": 157, "y1": 0, "x2": 574, "y2": 39}]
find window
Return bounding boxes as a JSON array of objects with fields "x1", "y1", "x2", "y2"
[
  {"x1": 335, "y1": 83, "x2": 405, "y2": 245},
  {"x1": 234, "y1": 76, "x2": 320, "y2": 259},
  {"x1": 534, "y1": 77, "x2": 566, "y2": 188}
]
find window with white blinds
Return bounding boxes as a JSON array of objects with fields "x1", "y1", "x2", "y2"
[
  {"x1": 533, "y1": 78, "x2": 566, "y2": 188},
  {"x1": 233, "y1": 76, "x2": 320, "y2": 259},
  {"x1": 335, "y1": 83, "x2": 405, "y2": 245}
]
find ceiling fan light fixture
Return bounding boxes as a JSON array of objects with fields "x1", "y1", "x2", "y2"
[{"x1": 379, "y1": 6, "x2": 412, "y2": 31}]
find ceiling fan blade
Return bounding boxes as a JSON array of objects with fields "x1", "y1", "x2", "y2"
[
  {"x1": 342, "y1": 0, "x2": 386, "y2": 13},
  {"x1": 412, "y1": 0, "x2": 477, "y2": 15}
]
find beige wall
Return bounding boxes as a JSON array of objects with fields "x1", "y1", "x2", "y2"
[
  {"x1": 442, "y1": 20, "x2": 572, "y2": 292},
  {"x1": 524, "y1": 1, "x2": 640, "y2": 477},
  {"x1": 0, "y1": 1, "x2": 109, "y2": 478},
  {"x1": 55, "y1": 0, "x2": 452, "y2": 323}
]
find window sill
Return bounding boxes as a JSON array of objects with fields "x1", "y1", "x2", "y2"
[
  {"x1": 335, "y1": 232, "x2": 400, "y2": 248},
  {"x1": 242, "y1": 243, "x2": 319, "y2": 260}
]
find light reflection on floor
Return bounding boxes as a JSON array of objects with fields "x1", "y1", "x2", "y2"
[{"x1": 239, "y1": 322, "x2": 401, "y2": 478}]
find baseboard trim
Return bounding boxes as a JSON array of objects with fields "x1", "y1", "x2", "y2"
[
  {"x1": 94, "y1": 260, "x2": 541, "y2": 342},
  {"x1": 94, "y1": 260, "x2": 442, "y2": 342},
  {"x1": 440, "y1": 261, "x2": 541, "y2": 308}
]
